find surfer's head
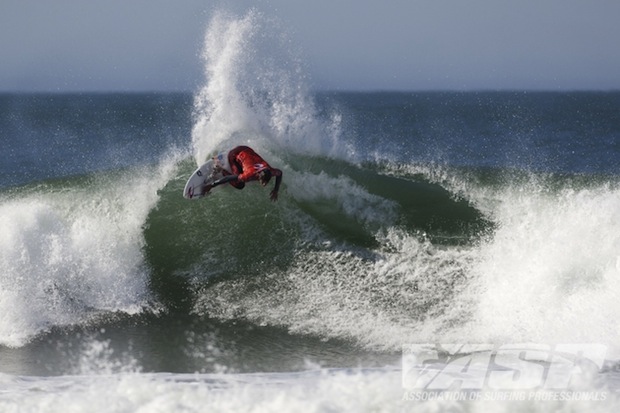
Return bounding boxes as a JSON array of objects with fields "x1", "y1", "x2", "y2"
[{"x1": 258, "y1": 169, "x2": 272, "y2": 186}]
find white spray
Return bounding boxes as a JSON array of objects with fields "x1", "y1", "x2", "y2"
[
  {"x1": 0, "y1": 155, "x2": 180, "y2": 347},
  {"x1": 191, "y1": 9, "x2": 349, "y2": 165}
]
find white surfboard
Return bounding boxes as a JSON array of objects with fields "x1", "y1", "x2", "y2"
[{"x1": 183, "y1": 152, "x2": 231, "y2": 199}]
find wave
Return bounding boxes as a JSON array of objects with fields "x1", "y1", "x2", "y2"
[
  {"x1": 3, "y1": 9, "x2": 620, "y2": 359},
  {"x1": 139, "y1": 146, "x2": 620, "y2": 354},
  {"x1": 468, "y1": 178, "x2": 620, "y2": 345},
  {"x1": 0, "y1": 154, "x2": 182, "y2": 347},
  {"x1": 5, "y1": 148, "x2": 620, "y2": 353},
  {"x1": 0, "y1": 361, "x2": 617, "y2": 412}
]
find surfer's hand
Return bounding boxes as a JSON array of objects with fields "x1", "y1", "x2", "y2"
[
  {"x1": 202, "y1": 184, "x2": 213, "y2": 195},
  {"x1": 270, "y1": 189, "x2": 279, "y2": 202}
]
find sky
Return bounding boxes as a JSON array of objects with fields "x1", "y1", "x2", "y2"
[{"x1": 1, "y1": 0, "x2": 620, "y2": 92}]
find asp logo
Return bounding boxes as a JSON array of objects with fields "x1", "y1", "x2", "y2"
[{"x1": 402, "y1": 343, "x2": 607, "y2": 390}]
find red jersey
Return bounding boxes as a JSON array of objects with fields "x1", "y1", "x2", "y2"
[{"x1": 228, "y1": 146, "x2": 272, "y2": 182}]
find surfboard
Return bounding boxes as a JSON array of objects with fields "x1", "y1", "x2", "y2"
[{"x1": 183, "y1": 152, "x2": 231, "y2": 199}]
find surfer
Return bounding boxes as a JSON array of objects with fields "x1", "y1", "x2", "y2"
[{"x1": 203, "y1": 146, "x2": 283, "y2": 201}]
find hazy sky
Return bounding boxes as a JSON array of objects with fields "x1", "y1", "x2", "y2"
[{"x1": 1, "y1": 0, "x2": 619, "y2": 92}]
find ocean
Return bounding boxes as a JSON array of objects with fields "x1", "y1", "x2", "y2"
[{"x1": 2, "y1": 10, "x2": 620, "y2": 413}]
